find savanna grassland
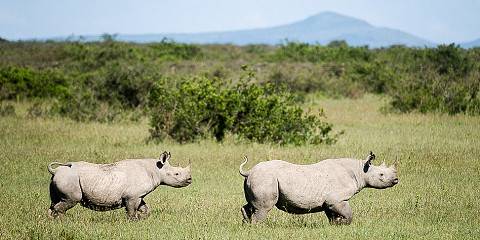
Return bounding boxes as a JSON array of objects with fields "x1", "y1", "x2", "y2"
[
  {"x1": 1, "y1": 95, "x2": 479, "y2": 239},
  {"x1": 1, "y1": 39, "x2": 480, "y2": 239}
]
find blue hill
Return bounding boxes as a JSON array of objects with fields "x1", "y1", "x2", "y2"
[
  {"x1": 63, "y1": 12, "x2": 436, "y2": 47},
  {"x1": 460, "y1": 38, "x2": 480, "y2": 48}
]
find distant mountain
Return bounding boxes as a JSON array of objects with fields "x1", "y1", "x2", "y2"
[
  {"x1": 460, "y1": 38, "x2": 480, "y2": 48},
  {"x1": 64, "y1": 12, "x2": 435, "y2": 47}
]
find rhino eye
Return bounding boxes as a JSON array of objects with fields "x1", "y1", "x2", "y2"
[
  {"x1": 380, "y1": 173, "x2": 384, "y2": 177},
  {"x1": 175, "y1": 173, "x2": 179, "y2": 176}
]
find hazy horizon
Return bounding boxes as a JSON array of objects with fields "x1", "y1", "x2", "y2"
[{"x1": 1, "y1": 0, "x2": 480, "y2": 44}]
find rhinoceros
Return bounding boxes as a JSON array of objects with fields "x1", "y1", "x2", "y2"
[
  {"x1": 239, "y1": 152, "x2": 398, "y2": 224},
  {"x1": 47, "y1": 151, "x2": 192, "y2": 220}
]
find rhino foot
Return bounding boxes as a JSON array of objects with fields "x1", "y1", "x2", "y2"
[
  {"x1": 241, "y1": 204, "x2": 253, "y2": 223},
  {"x1": 137, "y1": 201, "x2": 150, "y2": 220}
]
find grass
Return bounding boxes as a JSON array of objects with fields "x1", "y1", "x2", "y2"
[{"x1": 0, "y1": 95, "x2": 479, "y2": 239}]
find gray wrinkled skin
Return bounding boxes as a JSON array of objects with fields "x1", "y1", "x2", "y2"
[
  {"x1": 239, "y1": 152, "x2": 398, "y2": 224},
  {"x1": 47, "y1": 152, "x2": 192, "y2": 220}
]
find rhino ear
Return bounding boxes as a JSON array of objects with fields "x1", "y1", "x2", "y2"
[
  {"x1": 367, "y1": 151, "x2": 376, "y2": 162},
  {"x1": 157, "y1": 160, "x2": 165, "y2": 169},
  {"x1": 157, "y1": 151, "x2": 171, "y2": 169},
  {"x1": 363, "y1": 151, "x2": 375, "y2": 172},
  {"x1": 363, "y1": 161, "x2": 371, "y2": 173}
]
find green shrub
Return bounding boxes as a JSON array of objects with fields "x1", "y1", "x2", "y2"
[
  {"x1": 384, "y1": 44, "x2": 480, "y2": 115},
  {"x1": 387, "y1": 69, "x2": 480, "y2": 115},
  {"x1": 270, "y1": 41, "x2": 371, "y2": 63},
  {"x1": 93, "y1": 62, "x2": 158, "y2": 108},
  {"x1": 64, "y1": 41, "x2": 142, "y2": 70},
  {"x1": 50, "y1": 61, "x2": 159, "y2": 121},
  {"x1": 148, "y1": 39, "x2": 202, "y2": 61},
  {"x1": 0, "y1": 66, "x2": 69, "y2": 100},
  {"x1": 425, "y1": 44, "x2": 473, "y2": 76},
  {"x1": 52, "y1": 86, "x2": 124, "y2": 122},
  {"x1": 148, "y1": 75, "x2": 339, "y2": 145},
  {"x1": 346, "y1": 60, "x2": 397, "y2": 94}
]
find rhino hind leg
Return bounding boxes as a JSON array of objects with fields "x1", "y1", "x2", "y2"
[
  {"x1": 246, "y1": 178, "x2": 279, "y2": 224},
  {"x1": 48, "y1": 171, "x2": 82, "y2": 219},
  {"x1": 251, "y1": 208, "x2": 271, "y2": 224},
  {"x1": 325, "y1": 201, "x2": 353, "y2": 225},
  {"x1": 48, "y1": 200, "x2": 79, "y2": 219},
  {"x1": 241, "y1": 203, "x2": 253, "y2": 223}
]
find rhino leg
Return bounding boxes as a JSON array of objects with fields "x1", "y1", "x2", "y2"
[
  {"x1": 125, "y1": 198, "x2": 142, "y2": 220},
  {"x1": 137, "y1": 199, "x2": 150, "y2": 220},
  {"x1": 251, "y1": 208, "x2": 271, "y2": 223},
  {"x1": 325, "y1": 201, "x2": 353, "y2": 225},
  {"x1": 49, "y1": 200, "x2": 79, "y2": 219},
  {"x1": 48, "y1": 170, "x2": 82, "y2": 219},
  {"x1": 241, "y1": 203, "x2": 253, "y2": 223},
  {"x1": 246, "y1": 177, "x2": 278, "y2": 224}
]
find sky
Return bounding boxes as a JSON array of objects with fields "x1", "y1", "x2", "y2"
[{"x1": 1, "y1": 0, "x2": 479, "y2": 44}]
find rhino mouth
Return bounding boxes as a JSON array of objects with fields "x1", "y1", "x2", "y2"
[{"x1": 181, "y1": 177, "x2": 192, "y2": 187}]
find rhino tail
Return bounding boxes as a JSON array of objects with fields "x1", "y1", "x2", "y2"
[
  {"x1": 47, "y1": 162, "x2": 72, "y2": 175},
  {"x1": 239, "y1": 156, "x2": 250, "y2": 177}
]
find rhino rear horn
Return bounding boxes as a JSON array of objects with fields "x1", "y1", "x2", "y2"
[{"x1": 393, "y1": 156, "x2": 399, "y2": 169}]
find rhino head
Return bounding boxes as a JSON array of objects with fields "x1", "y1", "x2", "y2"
[
  {"x1": 363, "y1": 152, "x2": 399, "y2": 189},
  {"x1": 157, "y1": 152, "x2": 192, "y2": 188}
]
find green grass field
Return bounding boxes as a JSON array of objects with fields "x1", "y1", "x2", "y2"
[{"x1": 1, "y1": 95, "x2": 479, "y2": 239}]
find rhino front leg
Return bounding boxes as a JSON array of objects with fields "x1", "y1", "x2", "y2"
[
  {"x1": 325, "y1": 201, "x2": 353, "y2": 225},
  {"x1": 124, "y1": 198, "x2": 142, "y2": 220},
  {"x1": 137, "y1": 199, "x2": 150, "y2": 220}
]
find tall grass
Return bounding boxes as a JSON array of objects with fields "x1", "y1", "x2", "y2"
[{"x1": 1, "y1": 95, "x2": 479, "y2": 239}]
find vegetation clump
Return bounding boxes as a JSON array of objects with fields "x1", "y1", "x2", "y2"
[
  {"x1": 148, "y1": 74, "x2": 338, "y2": 145},
  {"x1": 387, "y1": 44, "x2": 480, "y2": 114},
  {"x1": 1, "y1": 39, "x2": 480, "y2": 125}
]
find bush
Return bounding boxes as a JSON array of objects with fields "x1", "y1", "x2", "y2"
[
  {"x1": 148, "y1": 39, "x2": 202, "y2": 61},
  {"x1": 92, "y1": 62, "x2": 158, "y2": 108},
  {"x1": 0, "y1": 66, "x2": 69, "y2": 100},
  {"x1": 64, "y1": 41, "x2": 142, "y2": 70},
  {"x1": 384, "y1": 44, "x2": 480, "y2": 115},
  {"x1": 387, "y1": 69, "x2": 480, "y2": 115},
  {"x1": 148, "y1": 75, "x2": 339, "y2": 145},
  {"x1": 52, "y1": 85, "x2": 125, "y2": 122},
  {"x1": 50, "y1": 61, "x2": 158, "y2": 122},
  {"x1": 271, "y1": 41, "x2": 371, "y2": 63},
  {"x1": 425, "y1": 44, "x2": 473, "y2": 76}
]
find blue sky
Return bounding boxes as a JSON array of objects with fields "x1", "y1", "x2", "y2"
[{"x1": 1, "y1": 0, "x2": 479, "y2": 43}]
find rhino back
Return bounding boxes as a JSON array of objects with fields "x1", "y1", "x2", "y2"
[
  {"x1": 73, "y1": 160, "x2": 156, "y2": 207},
  {"x1": 250, "y1": 159, "x2": 360, "y2": 211}
]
